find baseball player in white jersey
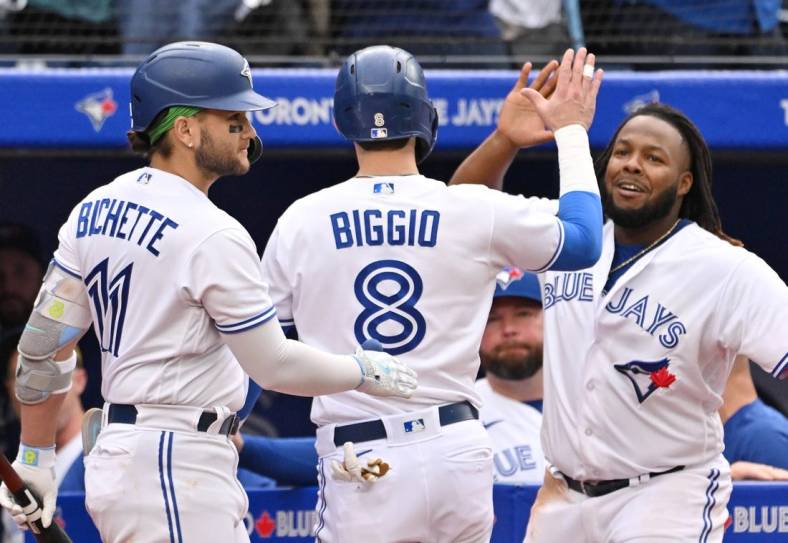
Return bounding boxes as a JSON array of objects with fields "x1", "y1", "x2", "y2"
[
  {"x1": 452, "y1": 99, "x2": 788, "y2": 542},
  {"x1": 261, "y1": 46, "x2": 603, "y2": 542},
  {"x1": 478, "y1": 268, "x2": 545, "y2": 485},
  {"x1": 0, "y1": 42, "x2": 416, "y2": 543}
]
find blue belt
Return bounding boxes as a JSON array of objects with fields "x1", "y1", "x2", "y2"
[
  {"x1": 332, "y1": 401, "x2": 478, "y2": 446},
  {"x1": 107, "y1": 404, "x2": 240, "y2": 437}
]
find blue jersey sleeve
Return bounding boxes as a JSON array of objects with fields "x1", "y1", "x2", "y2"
[
  {"x1": 550, "y1": 191, "x2": 603, "y2": 271},
  {"x1": 238, "y1": 435, "x2": 319, "y2": 486},
  {"x1": 723, "y1": 399, "x2": 788, "y2": 469},
  {"x1": 238, "y1": 380, "x2": 263, "y2": 420}
]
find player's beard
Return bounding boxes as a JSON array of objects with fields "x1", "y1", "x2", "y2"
[
  {"x1": 195, "y1": 127, "x2": 249, "y2": 178},
  {"x1": 602, "y1": 181, "x2": 678, "y2": 228},
  {"x1": 481, "y1": 342, "x2": 543, "y2": 381}
]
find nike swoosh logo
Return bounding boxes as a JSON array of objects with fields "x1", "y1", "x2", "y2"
[
  {"x1": 24, "y1": 324, "x2": 46, "y2": 333},
  {"x1": 483, "y1": 420, "x2": 504, "y2": 429},
  {"x1": 355, "y1": 449, "x2": 373, "y2": 457}
]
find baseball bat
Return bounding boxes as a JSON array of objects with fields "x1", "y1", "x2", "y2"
[{"x1": 0, "y1": 454, "x2": 72, "y2": 543}]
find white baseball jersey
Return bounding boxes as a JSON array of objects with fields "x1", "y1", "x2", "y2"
[
  {"x1": 53, "y1": 166, "x2": 275, "y2": 411},
  {"x1": 475, "y1": 378, "x2": 545, "y2": 484},
  {"x1": 540, "y1": 220, "x2": 788, "y2": 481},
  {"x1": 261, "y1": 175, "x2": 561, "y2": 426}
]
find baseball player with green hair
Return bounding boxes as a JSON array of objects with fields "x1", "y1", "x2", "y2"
[{"x1": 0, "y1": 41, "x2": 416, "y2": 543}]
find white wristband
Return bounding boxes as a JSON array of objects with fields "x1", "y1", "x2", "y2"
[
  {"x1": 554, "y1": 124, "x2": 599, "y2": 197},
  {"x1": 17, "y1": 444, "x2": 56, "y2": 468}
]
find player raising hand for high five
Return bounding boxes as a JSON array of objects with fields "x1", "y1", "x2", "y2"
[{"x1": 260, "y1": 46, "x2": 604, "y2": 542}]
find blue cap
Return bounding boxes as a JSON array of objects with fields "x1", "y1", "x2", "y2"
[{"x1": 493, "y1": 267, "x2": 541, "y2": 305}]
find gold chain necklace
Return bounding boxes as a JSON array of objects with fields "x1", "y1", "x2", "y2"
[{"x1": 609, "y1": 219, "x2": 681, "y2": 275}]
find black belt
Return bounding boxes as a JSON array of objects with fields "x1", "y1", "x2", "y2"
[
  {"x1": 562, "y1": 465, "x2": 684, "y2": 498},
  {"x1": 107, "y1": 404, "x2": 240, "y2": 437},
  {"x1": 332, "y1": 401, "x2": 479, "y2": 447}
]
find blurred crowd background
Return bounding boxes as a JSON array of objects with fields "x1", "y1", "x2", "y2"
[{"x1": 0, "y1": 0, "x2": 785, "y2": 68}]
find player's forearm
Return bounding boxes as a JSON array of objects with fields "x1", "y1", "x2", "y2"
[
  {"x1": 550, "y1": 124, "x2": 603, "y2": 270},
  {"x1": 448, "y1": 130, "x2": 518, "y2": 189},
  {"x1": 222, "y1": 321, "x2": 361, "y2": 397},
  {"x1": 239, "y1": 435, "x2": 318, "y2": 486},
  {"x1": 20, "y1": 393, "x2": 67, "y2": 448}
]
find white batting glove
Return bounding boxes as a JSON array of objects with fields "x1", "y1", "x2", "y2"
[
  {"x1": 353, "y1": 347, "x2": 417, "y2": 398},
  {"x1": 0, "y1": 445, "x2": 58, "y2": 529},
  {"x1": 330, "y1": 442, "x2": 391, "y2": 483}
]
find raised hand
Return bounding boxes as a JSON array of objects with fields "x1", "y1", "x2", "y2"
[
  {"x1": 497, "y1": 60, "x2": 559, "y2": 148},
  {"x1": 520, "y1": 48, "x2": 603, "y2": 132}
]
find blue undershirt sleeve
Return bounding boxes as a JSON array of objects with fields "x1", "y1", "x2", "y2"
[
  {"x1": 550, "y1": 191, "x2": 603, "y2": 271},
  {"x1": 238, "y1": 435, "x2": 319, "y2": 486},
  {"x1": 238, "y1": 380, "x2": 263, "y2": 421}
]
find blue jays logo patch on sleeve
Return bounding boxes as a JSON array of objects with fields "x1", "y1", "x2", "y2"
[{"x1": 614, "y1": 358, "x2": 678, "y2": 403}]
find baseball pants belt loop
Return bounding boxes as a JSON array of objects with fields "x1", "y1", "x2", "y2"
[
  {"x1": 332, "y1": 400, "x2": 479, "y2": 446},
  {"x1": 107, "y1": 404, "x2": 239, "y2": 436},
  {"x1": 562, "y1": 465, "x2": 685, "y2": 498}
]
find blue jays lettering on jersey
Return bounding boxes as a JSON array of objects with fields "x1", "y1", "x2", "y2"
[
  {"x1": 605, "y1": 288, "x2": 686, "y2": 348},
  {"x1": 476, "y1": 379, "x2": 544, "y2": 485},
  {"x1": 538, "y1": 221, "x2": 788, "y2": 482}
]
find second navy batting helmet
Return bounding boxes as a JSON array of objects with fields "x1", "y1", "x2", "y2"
[
  {"x1": 130, "y1": 41, "x2": 276, "y2": 162},
  {"x1": 333, "y1": 45, "x2": 438, "y2": 163}
]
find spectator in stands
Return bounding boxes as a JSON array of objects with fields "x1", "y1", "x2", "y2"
[
  {"x1": 118, "y1": 0, "x2": 239, "y2": 55},
  {"x1": 233, "y1": 268, "x2": 547, "y2": 487},
  {"x1": 0, "y1": 222, "x2": 43, "y2": 336},
  {"x1": 597, "y1": 0, "x2": 785, "y2": 65},
  {"x1": 489, "y1": 0, "x2": 580, "y2": 60},
  {"x1": 0, "y1": 330, "x2": 21, "y2": 459},
  {"x1": 721, "y1": 355, "x2": 788, "y2": 480},
  {"x1": 4, "y1": 0, "x2": 116, "y2": 58},
  {"x1": 331, "y1": 0, "x2": 508, "y2": 65}
]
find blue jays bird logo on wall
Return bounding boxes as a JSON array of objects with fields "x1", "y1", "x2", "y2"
[
  {"x1": 496, "y1": 266, "x2": 524, "y2": 289},
  {"x1": 614, "y1": 358, "x2": 677, "y2": 403},
  {"x1": 75, "y1": 88, "x2": 118, "y2": 132}
]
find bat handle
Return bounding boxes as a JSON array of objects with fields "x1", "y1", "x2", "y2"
[{"x1": 10, "y1": 487, "x2": 72, "y2": 543}]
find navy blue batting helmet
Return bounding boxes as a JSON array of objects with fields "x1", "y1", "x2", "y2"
[
  {"x1": 130, "y1": 41, "x2": 276, "y2": 162},
  {"x1": 333, "y1": 45, "x2": 438, "y2": 163}
]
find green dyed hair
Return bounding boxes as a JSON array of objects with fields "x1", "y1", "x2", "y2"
[{"x1": 147, "y1": 106, "x2": 201, "y2": 145}]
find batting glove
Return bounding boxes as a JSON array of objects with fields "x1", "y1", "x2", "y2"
[
  {"x1": 0, "y1": 445, "x2": 58, "y2": 529},
  {"x1": 353, "y1": 347, "x2": 417, "y2": 398},
  {"x1": 331, "y1": 442, "x2": 391, "y2": 483}
]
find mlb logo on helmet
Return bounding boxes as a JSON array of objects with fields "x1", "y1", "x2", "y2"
[
  {"x1": 371, "y1": 128, "x2": 388, "y2": 138},
  {"x1": 404, "y1": 418, "x2": 425, "y2": 433}
]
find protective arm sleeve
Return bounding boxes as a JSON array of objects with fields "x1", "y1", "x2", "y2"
[
  {"x1": 550, "y1": 124, "x2": 603, "y2": 270},
  {"x1": 221, "y1": 318, "x2": 362, "y2": 397},
  {"x1": 238, "y1": 435, "x2": 318, "y2": 486}
]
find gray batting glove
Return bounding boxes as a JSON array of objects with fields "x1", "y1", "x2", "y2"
[
  {"x1": 353, "y1": 348, "x2": 417, "y2": 398},
  {"x1": 0, "y1": 448, "x2": 58, "y2": 529}
]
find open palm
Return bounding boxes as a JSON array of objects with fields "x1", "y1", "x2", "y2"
[{"x1": 497, "y1": 60, "x2": 559, "y2": 149}]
